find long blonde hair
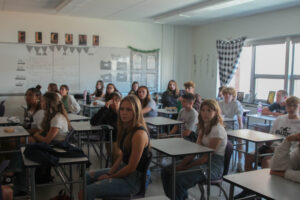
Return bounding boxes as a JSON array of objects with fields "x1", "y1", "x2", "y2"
[
  {"x1": 42, "y1": 92, "x2": 71, "y2": 132},
  {"x1": 167, "y1": 80, "x2": 180, "y2": 96},
  {"x1": 198, "y1": 99, "x2": 223, "y2": 136},
  {"x1": 117, "y1": 95, "x2": 147, "y2": 152}
]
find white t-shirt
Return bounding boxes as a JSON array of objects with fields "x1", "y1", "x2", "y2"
[
  {"x1": 270, "y1": 114, "x2": 300, "y2": 149},
  {"x1": 32, "y1": 110, "x2": 45, "y2": 130},
  {"x1": 201, "y1": 123, "x2": 227, "y2": 156},
  {"x1": 219, "y1": 100, "x2": 243, "y2": 129},
  {"x1": 177, "y1": 107, "x2": 198, "y2": 132},
  {"x1": 50, "y1": 113, "x2": 69, "y2": 141}
]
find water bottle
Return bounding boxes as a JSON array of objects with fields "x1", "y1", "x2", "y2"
[
  {"x1": 257, "y1": 101, "x2": 262, "y2": 116},
  {"x1": 83, "y1": 90, "x2": 87, "y2": 101},
  {"x1": 86, "y1": 91, "x2": 91, "y2": 105}
]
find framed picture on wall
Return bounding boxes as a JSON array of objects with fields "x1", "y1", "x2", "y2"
[
  {"x1": 93, "y1": 35, "x2": 99, "y2": 46},
  {"x1": 18, "y1": 31, "x2": 25, "y2": 43},
  {"x1": 267, "y1": 91, "x2": 276, "y2": 104},
  {"x1": 237, "y1": 92, "x2": 244, "y2": 102},
  {"x1": 51, "y1": 32, "x2": 58, "y2": 44},
  {"x1": 35, "y1": 32, "x2": 42, "y2": 43},
  {"x1": 65, "y1": 34, "x2": 73, "y2": 45},
  {"x1": 79, "y1": 34, "x2": 87, "y2": 45}
]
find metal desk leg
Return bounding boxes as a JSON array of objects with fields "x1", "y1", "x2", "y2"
[
  {"x1": 247, "y1": 116, "x2": 250, "y2": 129},
  {"x1": 82, "y1": 163, "x2": 87, "y2": 200},
  {"x1": 254, "y1": 143, "x2": 258, "y2": 169},
  {"x1": 207, "y1": 153, "x2": 211, "y2": 200},
  {"x1": 70, "y1": 164, "x2": 73, "y2": 200},
  {"x1": 229, "y1": 183, "x2": 234, "y2": 200},
  {"x1": 30, "y1": 168, "x2": 36, "y2": 200},
  {"x1": 156, "y1": 125, "x2": 160, "y2": 139},
  {"x1": 172, "y1": 157, "x2": 176, "y2": 200}
]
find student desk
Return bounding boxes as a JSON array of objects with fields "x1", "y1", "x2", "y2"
[
  {"x1": 227, "y1": 129, "x2": 284, "y2": 169},
  {"x1": 224, "y1": 168, "x2": 299, "y2": 200},
  {"x1": 68, "y1": 113, "x2": 90, "y2": 122},
  {"x1": 144, "y1": 116, "x2": 183, "y2": 138},
  {"x1": 0, "y1": 126, "x2": 29, "y2": 152},
  {"x1": 71, "y1": 121, "x2": 113, "y2": 167},
  {"x1": 157, "y1": 109, "x2": 178, "y2": 118},
  {"x1": 223, "y1": 117, "x2": 236, "y2": 130},
  {"x1": 246, "y1": 114, "x2": 276, "y2": 129},
  {"x1": 80, "y1": 102, "x2": 104, "y2": 117},
  {"x1": 0, "y1": 117, "x2": 20, "y2": 126},
  {"x1": 151, "y1": 138, "x2": 214, "y2": 200},
  {"x1": 20, "y1": 146, "x2": 89, "y2": 200}
]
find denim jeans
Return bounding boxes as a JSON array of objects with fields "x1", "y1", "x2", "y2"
[
  {"x1": 86, "y1": 163, "x2": 142, "y2": 200},
  {"x1": 161, "y1": 154, "x2": 224, "y2": 200}
]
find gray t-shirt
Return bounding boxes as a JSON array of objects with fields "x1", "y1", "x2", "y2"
[
  {"x1": 144, "y1": 98, "x2": 158, "y2": 117},
  {"x1": 219, "y1": 100, "x2": 243, "y2": 129},
  {"x1": 177, "y1": 107, "x2": 198, "y2": 133}
]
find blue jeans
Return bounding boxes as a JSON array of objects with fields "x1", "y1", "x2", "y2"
[
  {"x1": 86, "y1": 164, "x2": 142, "y2": 200},
  {"x1": 161, "y1": 154, "x2": 224, "y2": 200}
]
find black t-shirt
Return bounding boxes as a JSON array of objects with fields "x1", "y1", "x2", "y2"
[{"x1": 268, "y1": 103, "x2": 286, "y2": 114}]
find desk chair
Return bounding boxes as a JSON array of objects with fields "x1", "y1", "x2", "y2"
[
  {"x1": 0, "y1": 101, "x2": 5, "y2": 117},
  {"x1": 102, "y1": 151, "x2": 152, "y2": 200},
  {"x1": 198, "y1": 141, "x2": 233, "y2": 200}
]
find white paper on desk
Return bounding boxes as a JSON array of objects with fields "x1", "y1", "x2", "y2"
[{"x1": 147, "y1": 55, "x2": 156, "y2": 70}]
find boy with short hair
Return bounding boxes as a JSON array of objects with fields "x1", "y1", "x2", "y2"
[
  {"x1": 262, "y1": 90, "x2": 288, "y2": 116},
  {"x1": 183, "y1": 81, "x2": 202, "y2": 113},
  {"x1": 170, "y1": 93, "x2": 198, "y2": 142}
]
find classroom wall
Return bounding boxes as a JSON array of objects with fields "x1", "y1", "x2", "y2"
[
  {"x1": 0, "y1": 11, "x2": 193, "y2": 117},
  {"x1": 192, "y1": 6, "x2": 300, "y2": 99}
]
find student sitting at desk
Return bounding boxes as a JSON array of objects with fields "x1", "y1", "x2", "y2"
[
  {"x1": 128, "y1": 81, "x2": 139, "y2": 95},
  {"x1": 161, "y1": 80, "x2": 181, "y2": 108},
  {"x1": 104, "y1": 83, "x2": 119, "y2": 102},
  {"x1": 59, "y1": 84, "x2": 80, "y2": 114},
  {"x1": 137, "y1": 86, "x2": 157, "y2": 117},
  {"x1": 78, "y1": 95, "x2": 150, "y2": 200},
  {"x1": 270, "y1": 132, "x2": 300, "y2": 183},
  {"x1": 262, "y1": 90, "x2": 288, "y2": 116},
  {"x1": 169, "y1": 93, "x2": 198, "y2": 141},
  {"x1": 216, "y1": 86, "x2": 225, "y2": 101},
  {"x1": 91, "y1": 80, "x2": 104, "y2": 99},
  {"x1": 23, "y1": 88, "x2": 44, "y2": 133},
  {"x1": 161, "y1": 99, "x2": 227, "y2": 200},
  {"x1": 183, "y1": 81, "x2": 202, "y2": 113},
  {"x1": 90, "y1": 92, "x2": 122, "y2": 160},
  {"x1": 47, "y1": 83, "x2": 61, "y2": 99},
  {"x1": 31, "y1": 92, "x2": 71, "y2": 143},
  {"x1": 237, "y1": 96, "x2": 300, "y2": 199},
  {"x1": 218, "y1": 87, "x2": 244, "y2": 171}
]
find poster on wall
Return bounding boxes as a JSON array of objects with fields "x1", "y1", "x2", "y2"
[
  {"x1": 93, "y1": 35, "x2": 99, "y2": 46},
  {"x1": 65, "y1": 34, "x2": 73, "y2": 45},
  {"x1": 35, "y1": 32, "x2": 42, "y2": 43},
  {"x1": 51, "y1": 32, "x2": 58, "y2": 44},
  {"x1": 18, "y1": 31, "x2": 26, "y2": 43},
  {"x1": 79, "y1": 34, "x2": 87, "y2": 46}
]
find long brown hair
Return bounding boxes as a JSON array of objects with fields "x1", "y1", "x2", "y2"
[
  {"x1": 117, "y1": 95, "x2": 147, "y2": 152},
  {"x1": 25, "y1": 87, "x2": 42, "y2": 113},
  {"x1": 198, "y1": 99, "x2": 223, "y2": 136},
  {"x1": 105, "y1": 83, "x2": 118, "y2": 101},
  {"x1": 48, "y1": 83, "x2": 59, "y2": 93},
  {"x1": 137, "y1": 86, "x2": 151, "y2": 108},
  {"x1": 167, "y1": 80, "x2": 180, "y2": 96},
  {"x1": 41, "y1": 92, "x2": 71, "y2": 132}
]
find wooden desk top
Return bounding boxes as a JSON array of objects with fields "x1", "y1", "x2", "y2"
[
  {"x1": 0, "y1": 126, "x2": 29, "y2": 138},
  {"x1": 21, "y1": 146, "x2": 89, "y2": 167},
  {"x1": 227, "y1": 129, "x2": 284, "y2": 143},
  {"x1": 145, "y1": 116, "x2": 183, "y2": 126},
  {"x1": 224, "y1": 169, "x2": 299, "y2": 200},
  {"x1": 151, "y1": 138, "x2": 213, "y2": 157},
  {"x1": 71, "y1": 121, "x2": 112, "y2": 132},
  {"x1": 67, "y1": 113, "x2": 90, "y2": 121}
]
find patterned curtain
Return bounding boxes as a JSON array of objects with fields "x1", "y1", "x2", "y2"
[{"x1": 217, "y1": 37, "x2": 246, "y2": 86}]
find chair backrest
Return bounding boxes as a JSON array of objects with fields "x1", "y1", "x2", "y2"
[
  {"x1": 223, "y1": 140, "x2": 233, "y2": 176},
  {"x1": 0, "y1": 100, "x2": 5, "y2": 117},
  {"x1": 137, "y1": 151, "x2": 152, "y2": 196}
]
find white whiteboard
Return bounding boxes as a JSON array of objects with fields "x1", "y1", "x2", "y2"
[{"x1": 0, "y1": 43, "x2": 134, "y2": 94}]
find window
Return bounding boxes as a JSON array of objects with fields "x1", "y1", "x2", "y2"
[{"x1": 229, "y1": 36, "x2": 300, "y2": 103}]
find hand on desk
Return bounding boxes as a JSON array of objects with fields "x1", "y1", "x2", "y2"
[
  {"x1": 97, "y1": 174, "x2": 110, "y2": 181},
  {"x1": 270, "y1": 170, "x2": 285, "y2": 177}
]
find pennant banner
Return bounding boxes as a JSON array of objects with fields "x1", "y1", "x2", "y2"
[
  {"x1": 63, "y1": 45, "x2": 68, "y2": 51},
  {"x1": 56, "y1": 45, "x2": 62, "y2": 51},
  {"x1": 49, "y1": 46, "x2": 55, "y2": 52},
  {"x1": 83, "y1": 47, "x2": 89, "y2": 53},
  {"x1": 70, "y1": 47, "x2": 75, "y2": 53},
  {"x1": 26, "y1": 45, "x2": 33, "y2": 53},
  {"x1": 76, "y1": 47, "x2": 82, "y2": 53},
  {"x1": 34, "y1": 46, "x2": 41, "y2": 53}
]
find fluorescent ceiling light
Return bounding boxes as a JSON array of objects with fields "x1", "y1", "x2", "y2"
[
  {"x1": 56, "y1": 0, "x2": 72, "y2": 12},
  {"x1": 178, "y1": 14, "x2": 191, "y2": 18},
  {"x1": 205, "y1": 0, "x2": 255, "y2": 11}
]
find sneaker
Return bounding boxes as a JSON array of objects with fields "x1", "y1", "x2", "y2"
[
  {"x1": 237, "y1": 162, "x2": 244, "y2": 172},
  {"x1": 234, "y1": 189, "x2": 253, "y2": 199}
]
